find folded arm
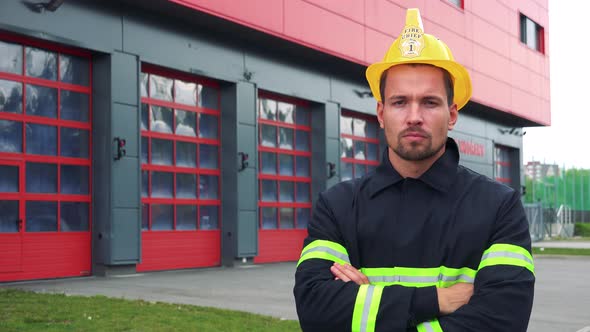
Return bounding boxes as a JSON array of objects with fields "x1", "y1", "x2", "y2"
[
  {"x1": 419, "y1": 190, "x2": 535, "y2": 332},
  {"x1": 294, "y1": 193, "x2": 439, "y2": 332}
]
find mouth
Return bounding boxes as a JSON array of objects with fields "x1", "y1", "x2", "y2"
[
  {"x1": 402, "y1": 131, "x2": 428, "y2": 139},
  {"x1": 403, "y1": 132, "x2": 427, "y2": 138},
  {"x1": 399, "y1": 129, "x2": 430, "y2": 144}
]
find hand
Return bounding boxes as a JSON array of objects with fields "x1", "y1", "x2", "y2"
[
  {"x1": 330, "y1": 263, "x2": 369, "y2": 285},
  {"x1": 437, "y1": 282, "x2": 474, "y2": 315}
]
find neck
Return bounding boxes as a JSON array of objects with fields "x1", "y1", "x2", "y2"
[{"x1": 388, "y1": 145, "x2": 446, "y2": 178}]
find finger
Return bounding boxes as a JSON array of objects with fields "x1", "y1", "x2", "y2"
[
  {"x1": 339, "y1": 264, "x2": 369, "y2": 285},
  {"x1": 330, "y1": 264, "x2": 351, "y2": 282},
  {"x1": 330, "y1": 263, "x2": 350, "y2": 282},
  {"x1": 456, "y1": 282, "x2": 474, "y2": 294},
  {"x1": 334, "y1": 264, "x2": 362, "y2": 284},
  {"x1": 343, "y1": 264, "x2": 369, "y2": 284}
]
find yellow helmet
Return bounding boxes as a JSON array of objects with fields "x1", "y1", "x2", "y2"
[{"x1": 366, "y1": 8, "x2": 472, "y2": 111}]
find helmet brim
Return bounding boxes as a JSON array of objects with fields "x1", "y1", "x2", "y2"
[{"x1": 366, "y1": 59, "x2": 472, "y2": 111}]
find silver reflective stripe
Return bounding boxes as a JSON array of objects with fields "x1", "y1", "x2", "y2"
[
  {"x1": 440, "y1": 274, "x2": 475, "y2": 283},
  {"x1": 360, "y1": 285, "x2": 375, "y2": 332},
  {"x1": 481, "y1": 251, "x2": 533, "y2": 265},
  {"x1": 369, "y1": 274, "x2": 474, "y2": 284},
  {"x1": 367, "y1": 275, "x2": 438, "y2": 284},
  {"x1": 424, "y1": 321, "x2": 435, "y2": 332},
  {"x1": 300, "y1": 246, "x2": 350, "y2": 263},
  {"x1": 400, "y1": 275, "x2": 437, "y2": 283}
]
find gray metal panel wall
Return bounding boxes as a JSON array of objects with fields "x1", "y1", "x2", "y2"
[
  {"x1": 220, "y1": 82, "x2": 238, "y2": 266},
  {"x1": 236, "y1": 82, "x2": 258, "y2": 257},
  {"x1": 92, "y1": 54, "x2": 112, "y2": 265},
  {"x1": 325, "y1": 102, "x2": 341, "y2": 189},
  {"x1": 509, "y1": 148, "x2": 522, "y2": 192},
  {"x1": 110, "y1": 51, "x2": 141, "y2": 265},
  {"x1": 331, "y1": 79, "x2": 376, "y2": 117},
  {"x1": 0, "y1": 1, "x2": 122, "y2": 53},
  {"x1": 311, "y1": 103, "x2": 327, "y2": 209},
  {"x1": 92, "y1": 51, "x2": 141, "y2": 267},
  {"x1": 244, "y1": 53, "x2": 331, "y2": 104},
  {"x1": 451, "y1": 110, "x2": 524, "y2": 186},
  {"x1": 123, "y1": 11, "x2": 244, "y2": 84},
  {"x1": 448, "y1": 130, "x2": 494, "y2": 178}
]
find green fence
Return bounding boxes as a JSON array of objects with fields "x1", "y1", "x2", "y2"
[{"x1": 524, "y1": 168, "x2": 590, "y2": 211}]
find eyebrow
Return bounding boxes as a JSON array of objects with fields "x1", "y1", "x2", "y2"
[
  {"x1": 385, "y1": 94, "x2": 445, "y2": 103},
  {"x1": 386, "y1": 95, "x2": 406, "y2": 102},
  {"x1": 422, "y1": 95, "x2": 445, "y2": 103}
]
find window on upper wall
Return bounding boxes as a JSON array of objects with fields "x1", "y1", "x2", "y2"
[
  {"x1": 447, "y1": 0, "x2": 463, "y2": 9},
  {"x1": 520, "y1": 14, "x2": 545, "y2": 53}
]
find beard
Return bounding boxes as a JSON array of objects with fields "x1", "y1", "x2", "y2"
[{"x1": 388, "y1": 127, "x2": 446, "y2": 161}]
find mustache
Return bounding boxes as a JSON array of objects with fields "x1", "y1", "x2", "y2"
[{"x1": 399, "y1": 127, "x2": 431, "y2": 138}]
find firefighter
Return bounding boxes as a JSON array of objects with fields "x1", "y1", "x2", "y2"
[{"x1": 293, "y1": 8, "x2": 534, "y2": 332}]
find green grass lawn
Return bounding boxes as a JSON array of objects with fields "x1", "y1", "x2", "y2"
[
  {"x1": 532, "y1": 247, "x2": 590, "y2": 256},
  {"x1": 0, "y1": 289, "x2": 301, "y2": 332}
]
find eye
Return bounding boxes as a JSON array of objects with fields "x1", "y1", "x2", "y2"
[
  {"x1": 391, "y1": 99, "x2": 405, "y2": 107},
  {"x1": 423, "y1": 99, "x2": 440, "y2": 108}
]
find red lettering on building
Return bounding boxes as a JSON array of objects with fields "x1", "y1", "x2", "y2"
[{"x1": 458, "y1": 140, "x2": 484, "y2": 157}]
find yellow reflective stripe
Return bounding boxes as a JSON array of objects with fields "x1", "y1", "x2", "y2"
[
  {"x1": 439, "y1": 266, "x2": 477, "y2": 279},
  {"x1": 417, "y1": 319, "x2": 443, "y2": 332},
  {"x1": 361, "y1": 266, "x2": 476, "y2": 287},
  {"x1": 301, "y1": 240, "x2": 349, "y2": 257},
  {"x1": 352, "y1": 285, "x2": 368, "y2": 332},
  {"x1": 297, "y1": 240, "x2": 350, "y2": 267},
  {"x1": 352, "y1": 284, "x2": 384, "y2": 332},
  {"x1": 482, "y1": 243, "x2": 534, "y2": 262},
  {"x1": 362, "y1": 267, "x2": 439, "y2": 286},
  {"x1": 363, "y1": 266, "x2": 440, "y2": 277},
  {"x1": 367, "y1": 285, "x2": 383, "y2": 332},
  {"x1": 438, "y1": 266, "x2": 476, "y2": 287},
  {"x1": 479, "y1": 257, "x2": 535, "y2": 274},
  {"x1": 478, "y1": 243, "x2": 535, "y2": 275}
]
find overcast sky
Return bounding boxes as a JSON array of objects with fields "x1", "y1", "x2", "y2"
[{"x1": 522, "y1": 0, "x2": 590, "y2": 168}]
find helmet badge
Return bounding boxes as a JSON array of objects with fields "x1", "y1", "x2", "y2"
[{"x1": 399, "y1": 25, "x2": 425, "y2": 58}]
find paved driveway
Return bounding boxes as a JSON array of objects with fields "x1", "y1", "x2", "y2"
[
  {"x1": 2, "y1": 257, "x2": 590, "y2": 331},
  {"x1": 532, "y1": 240, "x2": 590, "y2": 249},
  {"x1": 1, "y1": 263, "x2": 298, "y2": 320},
  {"x1": 528, "y1": 256, "x2": 590, "y2": 332}
]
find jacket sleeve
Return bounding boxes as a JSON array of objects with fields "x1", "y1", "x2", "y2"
[
  {"x1": 417, "y1": 190, "x2": 535, "y2": 332},
  {"x1": 294, "y1": 190, "x2": 439, "y2": 332}
]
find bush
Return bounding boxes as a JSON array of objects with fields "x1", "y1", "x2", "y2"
[{"x1": 574, "y1": 223, "x2": 590, "y2": 237}]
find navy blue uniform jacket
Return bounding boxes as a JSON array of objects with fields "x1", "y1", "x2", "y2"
[{"x1": 294, "y1": 138, "x2": 535, "y2": 332}]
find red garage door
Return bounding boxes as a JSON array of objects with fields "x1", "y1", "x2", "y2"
[
  {"x1": 340, "y1": 111, "x2": 380, "y2": 181},
  {"x1": 0, "y1": 34, "x2": 92, "y2": 282},
  {"x1": 137, "y1": 64, "x2": 221, "y2": 272},
  {"x1": 255, "y1": 93, "x2": 311, "y2": 263}
]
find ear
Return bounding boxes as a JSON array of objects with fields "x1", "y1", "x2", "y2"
[
  {"x1": 448, "y1": 103, "x2": 458, "y2": 131},
  {"x1": 377, "y1": 101, "x2": 385, "y2": 129}
]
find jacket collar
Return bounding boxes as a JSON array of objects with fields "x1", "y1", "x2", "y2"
[{"x1": 369, "y1": 137, "x2": 460, "y2": 197}]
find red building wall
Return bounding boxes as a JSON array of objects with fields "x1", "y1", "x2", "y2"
[{"x1": 170, "y1": 0, "x2": 550, "y2": 125}]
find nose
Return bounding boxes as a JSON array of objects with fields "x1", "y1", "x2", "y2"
[{"x1": 406, "y1": 102, "x2": 423, "y2": 126}]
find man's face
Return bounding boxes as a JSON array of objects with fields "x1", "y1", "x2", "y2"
[{"x1": 377, "y1": 65, "x2": 458, "y2": 163}]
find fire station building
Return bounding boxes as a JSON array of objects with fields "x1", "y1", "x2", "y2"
[{"x1": 0, "y1": 0, "x2": 550, "y2": 282}]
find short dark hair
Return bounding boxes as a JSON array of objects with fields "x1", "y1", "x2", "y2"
[{"x1": 379, "y1": 64, "x2": 454, "y2": 106}]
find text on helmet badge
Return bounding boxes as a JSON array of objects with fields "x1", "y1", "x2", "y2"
[{"x1": 399, "y1": 26, "x2": 425, "y2": 58}]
